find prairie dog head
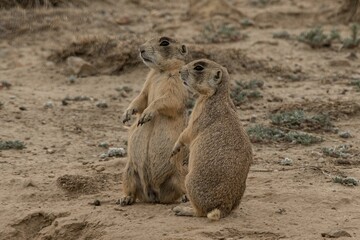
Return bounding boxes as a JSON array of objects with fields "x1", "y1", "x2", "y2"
[
  {"x1": 180, "y1": 59, "x2": 228, "y2": 96},
  {"x1": 139, "y1": 36, "x2": 188, "y2": 71}
]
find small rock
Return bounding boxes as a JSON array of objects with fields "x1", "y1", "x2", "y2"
[
  {"x1": 279, "y1": 158, "x2": 293, "y2": 166},
  {"x1": 96, "y1": 101, "x2": 108, "y2": 109},
  {"x1": 62, "y1": 99, "x2": 69, "y2": 106},
  {"x1": 46, "y1": 149, "x2": 55, "y2": 154},
  {"x1": 95, "y1": 166, "x2": 105, "y2": 172},
  {"x1": 321, "y1": 230, "x2": 351, "y2": 238},
  {"x1": 68, "y1": 75, "x2": 77, "y2": 84},
  {"x1": 275, "y1": 208, "x2": 286, "y2": 214},
  {"x1": 99, "y1": 153, "x2": 108, "y2": 159},
  {"x1": 66, "y1": 56, "x2": 97, "y2": 77},
  {"x1": 94, "y1": 199, "x2": 101, "y2": 206},
  {"x1": 23, "y1": 179, "x2": 36, "y2": 188},
  {"x1": 339, "y1": 131, "x2": 351, "y2": 138},
  {"x1": 19, "y1": 106, "x2": 27, "y2": 111},
  {"x1": 48, "y1": 174, "x2": 55, "y2": 178},
  {"x1": 44, "y1": 101, "x2": 54, "y2": 109}
]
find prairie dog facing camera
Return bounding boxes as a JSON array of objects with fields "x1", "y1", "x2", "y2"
[
  {"x1": 119, "y1": 36, "x2": 189, "y2": 206},
  {"x1": 171, "y1": 59, "x2": 252, "y2": 220}
]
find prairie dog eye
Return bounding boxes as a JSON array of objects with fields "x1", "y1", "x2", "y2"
[
  {"x1": 194, "y1": 65, "x2": 204, "y2": 71},
  {"x1": 160, "y1": 40, "x2": 170, "y2": 46}
]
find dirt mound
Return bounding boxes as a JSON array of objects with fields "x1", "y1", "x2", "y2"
[
  {"x1": 10, "y1": 212, "x2": 56, "y2": 240},
  {"x1": 0, "y1": 0, "x2": 87, "y2": 9},
  {"x1": 56, "y1": 173, "x2": 120, "y2": 195},
  {"x1": 49, "y1": 36, "x2": 142, "y2": 75},
  {"x1": 39, "y1": 220, "x2": 104, "y2": 240},
  {"x1": 188, "y1": 45, "x2": 265, "y2": 74},
  {"x1": 271, "y1": 100, "x2": 360, "y2": 120},
  {"x1": 57, "y1": 174, "x2": 99, "y2": 194}
]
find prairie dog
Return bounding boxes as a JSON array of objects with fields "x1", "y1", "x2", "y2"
[
  {"x1": 119, "y1": 36, "x2": 189, "y2": 205},
  {"x1": 171, "y1": 59, "x2": 252, "y2": 220}
]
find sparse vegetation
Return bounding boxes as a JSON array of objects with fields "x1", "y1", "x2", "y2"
[
  {"x1": 333, "y1": 176, "x2": 359, "y2": 186},
  {"x1": 298, "y1": 27, "x2": 340, "y2": 48},
  {"x1": 342, "y1": 24, "x2": 360, "y2": 48},
  {"x1": 350, "y1": 79, "x2": 360, "y2": 91},
  {"x1": 0, "y1": 0, "x2": 87, "y2": 9},
  {"x1": 322, "y1": 145, "x2": 353, "y2": 158},
  {"x1": 0, "y1": 140, "x2": 26, "y2": 150},
  {"x1": 273, "y1": 31, "x2": 291, "y2": 39},
  {"x1": 230, "y1": 79, "x2": 264, "y2": 106},
  {"x1": 247, "y1": 124, "x2": 322, "y2": 145},
  {"x1": 196, "y1": 22, "x2": 243, "y2": 44},
  {"x1": 240, "y1": 18, "x2": 255, "y2": 27},
  {"x1": 270, "y1": 110, "x2": 334, "y2": 132},
  {"x1": 0, "y1": 80, "x2": 12, "y2": 89}
]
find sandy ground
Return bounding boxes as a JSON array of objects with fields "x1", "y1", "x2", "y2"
[{"x1": 1, "y1": 0, "x2": 360, "y2": 239}]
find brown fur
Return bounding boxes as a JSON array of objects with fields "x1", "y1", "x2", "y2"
[
  {"x1": 171, "y1": 59, "x2": 252, "y2": 220},
  {"x1": 119, "y1": 37, "x2": 189, "y2": 205}
]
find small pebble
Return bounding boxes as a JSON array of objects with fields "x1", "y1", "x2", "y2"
[
  {"x1": 19, "y1": 106, "x2": 27, "y2": 111},
  {"x1": 96, "y1": 101, "x2": 108, "y2": 109},
  {"x1": 44, "y1": 101, "x2": 54, "y2": 109},
  {"x1": 95, "y1": 166, "x2": 105, "y2": 172},
  {"x1": 94, "y1": 199, "x2": 101, "y2": 206},
  {"x1": 46, "y1": 149, "x2": 55, "y2": 154},
  {"x1": 68, "y1": 75, "x2": 77, "y2": 84}
]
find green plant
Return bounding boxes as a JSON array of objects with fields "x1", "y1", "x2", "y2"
[
  {"x1": 240, "y1": 18, "x2": 255, "y2": 27},
  {"x1": 273, "y1": 31, "x2": 291, "y2": 39},
  {"x1": 230, "y1": 79, "x2": 264, "y2": 106},
  {"x1": 322, "y1": 145, "x2": 352, "y2": 158},
  {"x1": 0, "y1": 140, "x2": 26, "y2": 150},
  {"x1": 333, "y1": 176, "x2": 358, "y2": 186},
  {"x1": 298, "y1": 27, "x2": 341, "y2": 48},
  {"x1": 342, "y1": 24, "x2": 360, "y2": 49},
  {"x1": 350, "y1": 79, "x2": 360, "y2": 91},
  {"x1": 284, "y1": 131, "x2": 322, "y2": 145},
  {"x1": 247, "y1": 124, "x2": 322, "y2": 145},
  {"x1": 270, "y1": 110, "x2": 334, "y2": 132}
]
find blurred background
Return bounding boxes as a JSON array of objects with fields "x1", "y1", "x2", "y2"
[{"x1": 0, "y1": 1, "x2": 360, "y2": 240}]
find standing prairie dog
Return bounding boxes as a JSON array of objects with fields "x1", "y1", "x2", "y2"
[
  {"x1": 119, "y1": 36, "x2": 189, "y2": 205},
  {"x1": 171, "y1": 59, "x2": 252, "y2": 220}
]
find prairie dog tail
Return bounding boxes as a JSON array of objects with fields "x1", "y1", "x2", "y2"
[{"x1": 207, "y1": 209, "x2": 221, "y2": 221}]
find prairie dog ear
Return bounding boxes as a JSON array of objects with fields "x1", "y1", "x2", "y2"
[
  {"x1": 214, "y1": 70, "x2": 222, "y2": 83},
  {"x1": 210, "y1": 69, "x2": 222, "y2": 87},
  {"x1": 180, "y1": 44, "x2": 188, "y2": 56}
]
